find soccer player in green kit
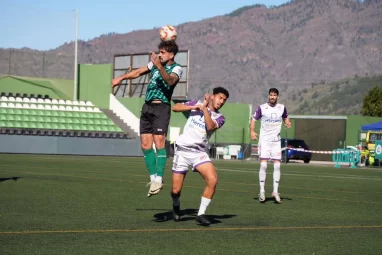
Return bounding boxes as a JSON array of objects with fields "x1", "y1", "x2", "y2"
[{"x1": 112, "y1": 40, "x2": 182, "y2": 197}]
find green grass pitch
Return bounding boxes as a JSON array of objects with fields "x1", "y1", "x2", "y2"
[{"x1": 1, "y1": 154, "x2": 381, "y2": 254}]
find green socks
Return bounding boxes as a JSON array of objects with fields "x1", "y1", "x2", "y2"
[
  {"x1": 143, "y1": 148, "x2": 167, "y2": 179},
  {"x1": 156, "y1": 148, "x2": 167, "y2": 177},
  {"x1": 143, "y1": 149, "x2": 156, "y2": 176}
]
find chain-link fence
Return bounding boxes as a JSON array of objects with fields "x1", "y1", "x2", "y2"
[{"x1": 0, "y1": 49, "x2": 74, "y2": 80}]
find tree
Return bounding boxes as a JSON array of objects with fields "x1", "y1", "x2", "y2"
[{"x1": 361, "y1": 86, "x2": 382, "y2": 117}]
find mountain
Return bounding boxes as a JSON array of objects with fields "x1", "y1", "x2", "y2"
[{"x1": 1, "y1": 0, "x2": 381, "y2": 113}]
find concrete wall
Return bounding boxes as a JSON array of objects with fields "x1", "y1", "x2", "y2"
[
  {"x1": 78, "y1": 64, "x2": 112, "y2": 109},
  {"x1": 0, "y1": 76, "x2": 73, "y2": 99},
  {"x1": 0, "y1": 135, "x2": 143, "y2": 156}
]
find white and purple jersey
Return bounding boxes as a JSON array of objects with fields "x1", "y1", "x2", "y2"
[
  {"x1": 175, "y1": 100, "x2": 225, "y2": 150},
  {"x1": 252, "y1": 103, "x2": 288, "y2": 142}
]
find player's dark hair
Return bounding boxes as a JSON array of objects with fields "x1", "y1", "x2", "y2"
[
  {"x1": 158, "y1": 40, "x2": 179, "y2": 56},
  {"x1": 213, "y1": 87, "x2": 229, "y2": 99},
  {"x1": 269, "y1": 88, "x2": 279, "y2": 96}
]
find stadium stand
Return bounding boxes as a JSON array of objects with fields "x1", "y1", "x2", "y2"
[{"x1": 0, "y1": 93, "x2": 129, "y2": 139}]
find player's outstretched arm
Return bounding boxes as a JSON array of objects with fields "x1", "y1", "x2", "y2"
[
  {"x1": 111, "y1": 66, "x2": 150, "y2": 87},
  {"x1": 172, "y1": 103, "x2": 202, "y2": 113}
]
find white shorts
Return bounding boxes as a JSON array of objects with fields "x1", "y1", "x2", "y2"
[
  {"x1": 259, "y1": 140, "x2": 282, "y2": 161},
  {"x1": 172, "y1": 144, "x2": 211, "y2": 174}
]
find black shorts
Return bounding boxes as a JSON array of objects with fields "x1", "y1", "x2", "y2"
[{"x1": 139, "y1": 102, "x2": 171, "y2": 135}]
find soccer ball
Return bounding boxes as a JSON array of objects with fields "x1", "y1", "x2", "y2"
[{"x1": 159, "y1": 25, "x2": 177, "y2": 41}]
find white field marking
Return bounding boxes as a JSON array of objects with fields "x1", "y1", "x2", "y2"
[
  {"x1": 218, "y1": 168, "x2": 382, "y2": 181},
  {"x1": 1, "y1": 225, "x2": 382, "y2": 235}
]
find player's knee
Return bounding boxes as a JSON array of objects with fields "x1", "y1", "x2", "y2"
[
  {"x1": 141, "y1": 143, "x2": 152, "y2": 150},
  {"x1": 153, "y1": 135, "x2": 166, "y2": 149},
  {"x1": 206, "y1": 173, "x2": 218, "y2": 187}
]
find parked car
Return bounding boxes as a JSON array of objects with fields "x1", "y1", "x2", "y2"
[{"x1": 281, "y1": 138, "x2": 312, "y2": 163}]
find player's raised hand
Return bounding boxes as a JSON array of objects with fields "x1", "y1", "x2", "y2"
[
  {"x1": 203, "y1": 93, "x2": 210, "y2": 107},
  {"x1": 150, "y1": 52, "x2": 161, "y2": 67}
]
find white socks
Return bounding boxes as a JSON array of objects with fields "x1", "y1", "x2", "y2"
[
  {"x1": 259, "y1": 161, "x2": 281, "y2": 193},
  {"x1": 273, "y1": 162, "x2": 281, "y2": 193},
  {"x1": 155, "y1": 175, "x2": 162, "y2": 184},
  {"x1": 150, "y1": 174, "x2": 162, "y2": 184},
  {"x1": 197, "y1": 197, "x2": 211, "y2": 216},
  {"x1": 259, "y1": 162, "x2": 267, "y2": 193}
]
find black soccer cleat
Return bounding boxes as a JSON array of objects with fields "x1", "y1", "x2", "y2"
[
  {"x1": 172, "y1": 204, "x2": 181, "y2": 221},
  {"x1": 196, "y1": 214, "x2": 211, "y2": 226}
]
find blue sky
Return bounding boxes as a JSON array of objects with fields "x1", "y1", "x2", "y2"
[{"x1": 0, "y1": 0, "x2": 288, "y2": 51}]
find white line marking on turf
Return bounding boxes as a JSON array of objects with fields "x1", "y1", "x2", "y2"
[{"x1": 218, "y1": 168, "x2": 382, "y2": 181}]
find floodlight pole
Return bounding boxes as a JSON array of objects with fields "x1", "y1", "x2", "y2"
[{"x1": 73, "y1": 8, "x2": 79, "y2": 101}]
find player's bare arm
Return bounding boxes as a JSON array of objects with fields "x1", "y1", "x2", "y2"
[
  {"x1": 250, "y1": 119, "x2": 258, "y2": 140},
  {"x1": 111, "y1": 66, "x2": 150, "y2": 87},
  {"x1": 172, "y1": 103, "x2": 202, "y2": 112},
  {"x1": 283, "y1": 117, "x2": 292, "y2": 128},
  {"x1": 151, "y1": 52, "x2": 179, "y2": 86},
  {"x1": 203, "y1": 94, "x2": 218, "y2": 131}
]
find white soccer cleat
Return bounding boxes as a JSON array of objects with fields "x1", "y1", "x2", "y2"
[
  {"x1": 147, "y1": 181, "x2": 163, "y2": 197},
  {"x1": 146, "y1": 182, "x2": 153, "y2": 197},
  {"x1": 272, "y1": 192, "x2": 281, "y2": 204},
  {"x1": 259, "y1": 192, "x2": 266, "y2": 203}
]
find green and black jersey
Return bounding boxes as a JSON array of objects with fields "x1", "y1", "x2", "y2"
[{"x1": 145, "y1": 62, "x2": 183, "y2": 104}]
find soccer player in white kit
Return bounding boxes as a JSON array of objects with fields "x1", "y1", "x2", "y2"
[
  {"x1": 250, "y1": 88, "x2": 291, "y2": 203},
  {"x1": 171, "y1": 87, "x2": 229, "y2": 226}
]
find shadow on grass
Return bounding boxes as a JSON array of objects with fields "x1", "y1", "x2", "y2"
[
  {"x1": 254, "y1": 196, "x2": 292, "y2": 204},
  {"x1": 0, "y1": 177, "x2": 21, "y2": 182},
  {"x1": 152, "y1": 208, "x2": 237, "y2": 225}
]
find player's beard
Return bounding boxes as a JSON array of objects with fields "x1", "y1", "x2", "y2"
[
  {"x1": 269, "y1": 98, "x2": 277, "y2": 106},
  {"x1": 159, "y1": 58, "x2": 167, "y2": 65}
]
